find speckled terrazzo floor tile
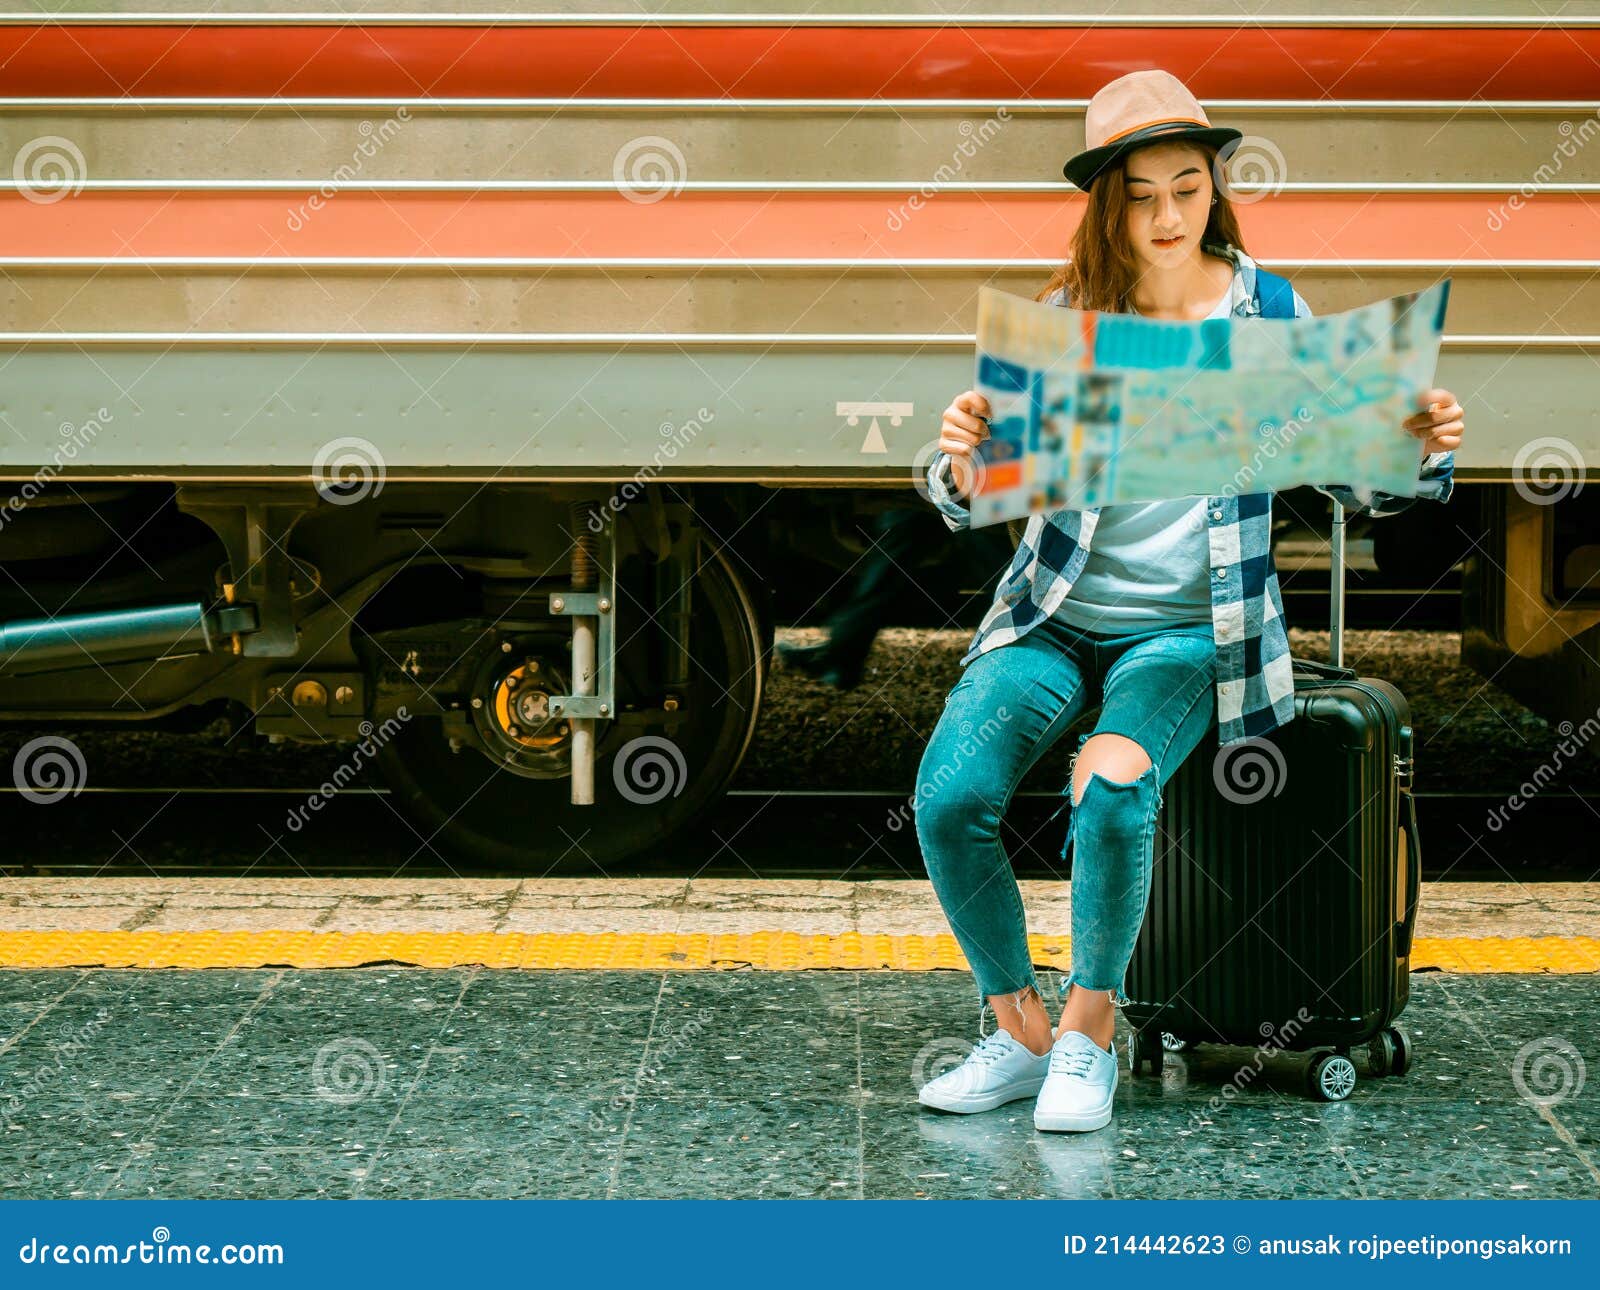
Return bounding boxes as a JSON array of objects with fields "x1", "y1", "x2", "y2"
[
  {"x1": 0, "y1": 1096, "x2": 174, "y2": 1163},
  {"x1": 1108, "y1": 1147, "x2": 1374, "y2": 1200},
  {"x1": 4, "y1": 1143, "x2": 368, "y2": 1200},
  {"x1": 1, "y1": 969, "x2": 1596, "y2": 1199},
  {"x1": 609, "y1": 1094, "x2": 862, "y2": 1198},
  {"x1": 199, "y1": 1019, "x2": 446, "y2": 1102},
  {"x1": 1312, "y1": 1094, "x2": 1594, "y2": 1154},
  {"x1": 0, "y1": 1001, "x2": 250, "y2": 1100},
  {"x1": 1342, "y1": 1147, "x2": 1598, "y2": 1199},
  {"x1": 1426, "y1": 1010, "x2": 1599, "y2": 1069},
  {"x1": 359, "y1": 1145, "x2": 613, "y2": 1199},
  {"x1": 455, "y1": 970, "x2": 665, "y2": 1016},
  {"x1": 1, "y1": 1149, "x2": 158, "y2": 1200},
  {"x1": 378, "y1": 1089, "x2": 634, "y2": 1156},
  {"x1": 1103, "y1": 1098, "x2": 1581, "y2": 1200},
  {"x1": 411, "y1": 1010, "x2": 653, "y2": 1098},
  {"x1": 103, "y1": 1147, "x2": 368, "y2": 1200},
  {"x1": 226, "y1": 969, "x2": 471, "y2": 1013},
  {"x1": 1429, "y1": 973, "x2": 1600, "y2": 1011},
  {"x1": 0, "y1": 1000, "x2": 62, "y2": 1037},
  {"x1": 0, "y1": 970, "x2": 94, "y2": 1010},
  {"x1": 864, "y1": 1102, "x2": 1120, "y2": 1200},
  {"x1": 627, "y1": 973, "x2": 861, "y2": 1099},
  {"x1": 149, "y1": 1093, "x2": 406, "y2": 1153},
  {"x1": 36, "y1": 970, "x2": 283, "y2": 1011}
]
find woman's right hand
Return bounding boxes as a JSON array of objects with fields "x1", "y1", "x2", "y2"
[{"x1": 939, "y1": 390, "x2": 992, "y2": 464}]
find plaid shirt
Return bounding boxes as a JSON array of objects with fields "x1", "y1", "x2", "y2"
[{"x1": 927, "y1": 242, "x2": 1456, "y2": 747}]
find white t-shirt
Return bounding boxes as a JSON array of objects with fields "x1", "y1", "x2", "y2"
[{"x1": 1053, "y1": 282, "x2": 1231, "y2": 632}]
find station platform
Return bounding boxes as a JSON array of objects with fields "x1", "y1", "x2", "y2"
[{"x1": 1, "y1": 879, "x2": 1595, "y2": 1199}]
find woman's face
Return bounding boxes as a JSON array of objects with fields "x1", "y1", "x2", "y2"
[{"x1": 1119, "y1": 141, "x2": 1213, "y2": 274}]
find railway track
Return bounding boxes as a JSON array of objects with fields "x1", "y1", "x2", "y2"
[{"x1": 1, "y1": 786, "x2": 1591, "y2": 880}]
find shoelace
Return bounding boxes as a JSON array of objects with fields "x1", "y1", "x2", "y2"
[
  {"x1": 1049, "y1": 1043, "x2": 1098, "y2": 1078},
  {"x1": 966, "y1": 1032, "x2": 1015, "y2": 1067}
]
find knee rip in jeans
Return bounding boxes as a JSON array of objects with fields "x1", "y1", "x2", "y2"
[
  {"x1": 1064, "y1": 740, "x2": 1163, "y2": 823},
  {"x1": 1060, "y1": 767, "x2": 1160, "y2": 1005},
  {"x1": 1067, "y1": 732, "x2": 1160, "y2": 805},
  {"x1": 1061, "y1": 757, "x2": 1163, "y2": 866}
]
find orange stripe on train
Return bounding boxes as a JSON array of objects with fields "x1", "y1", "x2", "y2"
[
  {"x1": 0, "y1": 191, "x2": 1593, "y2": 261},
  {"x1": 0, "y1": 25, "x2": 1595, "y2": 99}
]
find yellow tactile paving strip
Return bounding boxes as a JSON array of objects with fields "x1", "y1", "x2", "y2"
[{"x1": 0, "y1": 930, "x2": 1595, "y2": 972}]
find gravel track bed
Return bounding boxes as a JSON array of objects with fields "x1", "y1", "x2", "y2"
[{"x1": 0, "y1": 629, "x2": 1590, "y2": 800}]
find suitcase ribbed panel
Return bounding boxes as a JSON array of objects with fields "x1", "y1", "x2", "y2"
[{"x1": 1125, "y1": 672, "x2": 1413, "y2": 1052}]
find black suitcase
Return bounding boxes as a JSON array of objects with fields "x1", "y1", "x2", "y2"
[{"x1": 1119, "y1": 499, "x2": 1421, "y2": 1101}]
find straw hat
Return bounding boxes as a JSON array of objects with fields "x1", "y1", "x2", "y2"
[{"x1": 1062, "y1": 69, "x2": 1243, "y2": 191}]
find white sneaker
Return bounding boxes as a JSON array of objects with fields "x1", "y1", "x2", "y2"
[
  {"x1": 1033, "y1": 1029, "x2": 1118, "y2": 1132},
  {"x1": 917, "y1": 1029, "x2": 1050, "y2": 1114}
]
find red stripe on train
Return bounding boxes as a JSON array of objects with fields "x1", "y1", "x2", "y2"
[
  {"x1": 3, "y1": 191, "x2": 1593, "y2": 259},
  {"x1": 0, "y1": 25, "x2": 1596, "y2": 98}
]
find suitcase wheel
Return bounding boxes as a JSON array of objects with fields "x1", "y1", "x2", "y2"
[
  {"x1": 1307, "y1": 1051, "x2": 1359, "y2": 1101},
  {"x1": 1367, "y1": 1025, "x2": 1414, "y2": 1078},
  {"x1": 1389, "y1": 1025, "x2": 1414, "y2": 1075},
  {"x1": 1130, "y1": 1028, "x2": 1165, "y2": 1075}
]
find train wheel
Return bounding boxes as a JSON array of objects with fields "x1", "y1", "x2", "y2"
[{"x1": 375, "y1": 545, "x2": 764, "y2": 872}]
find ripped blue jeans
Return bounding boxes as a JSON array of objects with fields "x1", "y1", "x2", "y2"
[{"x1": 912, "y1": 617, "x2": 1218, "y2": 1015}]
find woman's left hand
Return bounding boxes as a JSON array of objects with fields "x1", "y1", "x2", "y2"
[{"x1": 1403, "y1": 387, "x2": 1465, "y2": 459}]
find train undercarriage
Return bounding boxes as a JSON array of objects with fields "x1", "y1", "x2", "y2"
[
  {"x1": 0, "y1": 483, "x2": 776, "y2": 869},
  {"x1": 0, "y1": 477, "x2": 1593, "y2": 870}
]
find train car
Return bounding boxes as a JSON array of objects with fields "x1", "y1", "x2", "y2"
[{"x1": 0, "y1": 2, "x2": 1596, "y2": 869}]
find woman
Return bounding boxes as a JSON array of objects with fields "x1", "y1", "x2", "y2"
[{"x1": 913, "y1": 69, "x2": 1465, "y2": 1133}]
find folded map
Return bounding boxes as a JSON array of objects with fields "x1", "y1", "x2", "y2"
[{"x1": 960, "y1": 278, "x2": 1452, "y2": 528}]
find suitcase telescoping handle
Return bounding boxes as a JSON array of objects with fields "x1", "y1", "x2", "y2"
[
  {"x1": 1332, "y1": 497, "x2": 1422, "y2": 958},
  {"x1": 1290, "y1": 498, "x2": 1358, "y2": 682},
  {"x1": 1329, "y1": 498, "x2": 1348, "y2": 666}
]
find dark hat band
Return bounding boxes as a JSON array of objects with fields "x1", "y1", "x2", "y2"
[{"x1": 1062, "y1": 122, "x2": 1243, "y2": 191}]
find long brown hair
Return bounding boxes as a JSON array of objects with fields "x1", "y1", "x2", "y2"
[{"x1": 1035, "y1": 142, "x2": 1249, "y2": 313}]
